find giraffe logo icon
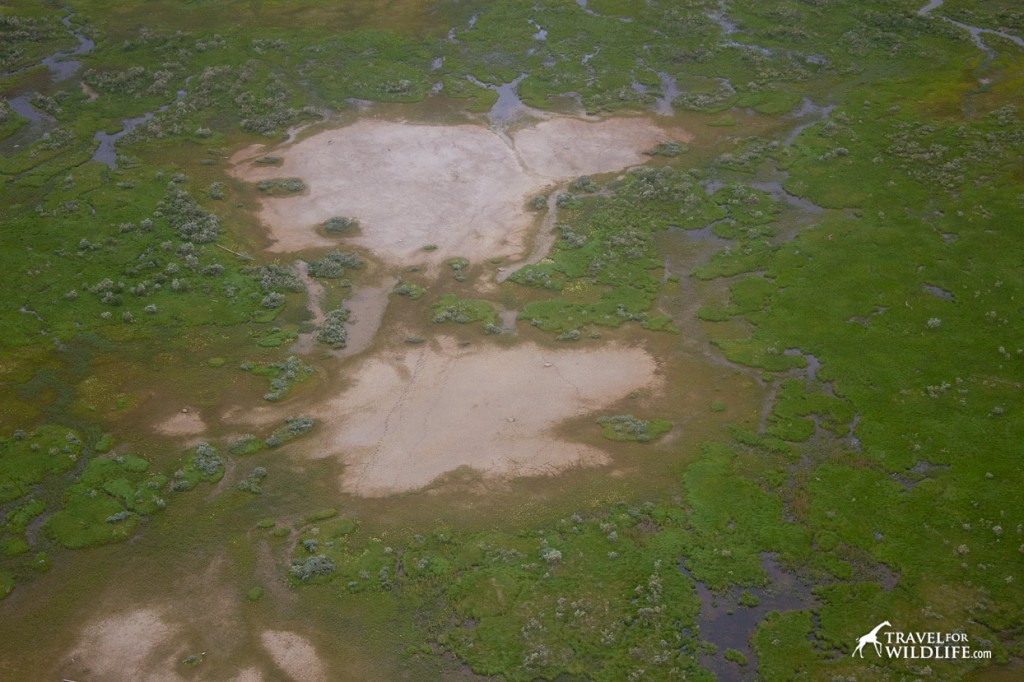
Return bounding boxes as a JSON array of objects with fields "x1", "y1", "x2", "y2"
[{"x1": 852, "y1": 621, "x2": 891, "y2": 657}]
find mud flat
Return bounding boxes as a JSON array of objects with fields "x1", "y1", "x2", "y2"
[
  {"x1": 154, "y1": 408, "x2": 207, "y2": 437},
  {"x1": 231, "y1": 117, "x2": 686, "y2": 267},
  {"x1": 261, "y1": 630, "x2": 328, "y2": 681},
  {"x1": 66, "y1": 608, "x2": 185, "y2": 682},
  {"x1": 306, "y1": 337, "x2": 661, "y2": 496}
]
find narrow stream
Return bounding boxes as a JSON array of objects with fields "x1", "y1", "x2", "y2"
[
  {"x1": 91, "y1": 87, "x2": 188, "y2": 169},
  {"x1": 749, "y1": 164, "x2": 826, "y2": 215},
  {"x1": 42, "y1": 15, "x2": 95, "y2": 83},
  {"x1": 0, "y1": 11, "x2": 195, "y2": 168},
  {"x1": 660, "y1": 95, "x2": 833, "y2": 390},
  {"x1": 0, "y1": 14, "x2": 94, "y2": 81},
  {"x1": 784, "y1": 97, "x2": 835, "y2": 146},
  {"x1": 575, "y1": 0, "x2": 631, "y2": 23},
  {"x1": 707, "y1": 2, "x2": 774, "y2": 56},
  {"x1": 1, "y1": 95, "x2": 56, "y2": 154},
  {"x1": 496, "y1": 191, "x2": 562, "y2": 284},
  {"x1": 654, "y1": 72, "x2": 678, "y2": 116},
  {"x1": 447, "y1": 12, "x2": 478, "y2": 43},
  {"x1": 918, "y1": 0, "x2": 1024, "y2": 55},
  {"x1": 0, "y1": 13, "x2": 93, "y2": 154}
]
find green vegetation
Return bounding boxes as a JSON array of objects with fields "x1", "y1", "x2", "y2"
[
  {"x1": 44, "y1": 453, "x2": 167, "y2": 548},
  {"x1": 0, "y1": 426, "x2": 82, "y2": 504},
  {"x1": 596, "y1": 415, "x2": 672, "y2": 443},
  {"x1": 307, "y1": 251, "x2": 363, "y2": 279},
  {"x1": 512, "y1": 167, "x2": 768, "y2": 333},
  {"x1": 264, "y1": 416, "x2": 315, "y2": 448},
  {"x1": 287, "y1": 504, "x2": 712, "y2": 679},
  {"x1": 0, "y1": 570, "x2": 13, "y2": 599},
  {"x1": 255, "y1": 177, "x2": 306, "y2": 194},
  {"x1": 242, "y1": 355, "x2": 313, "y2": 402},
  {"x1": 317, "y1": 308, "x2": 350, "y2": 348},
  {"x1": 236, "y1": 466, "x2": 268, "y2": 495},
  {"x1": 447, "y1": 257, "x2": 470, "y2": 282},
  {"x1": 430, "y1": 294, "x2": 497, "y2": 327},
  {"x1": 168, "y1": 442, "x2": 223, "y2": 492},
  {"x1": 228, "y1": 435, "x2": 264, "y2": 456},
  {"x1": 255, "y1": 326, "x2": 298, "y2": 348},
  {"x1": 322, "y1": 216, "x2": 357, "y2": 234},
  {"x1": 392, "y1": 278, "x2": 425, "y2": 300},
  {"x1": 0, "y1": 426, "x2": 175, "y2": 558}
]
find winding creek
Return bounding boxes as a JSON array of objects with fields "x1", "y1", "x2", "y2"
[
  {"x1": 651, "y1": 97, "x2": 862, "y2": 678},
  {"x1": 91, "y1": 85, "x2": 188, "y2": 169},
  {"x1": 918, "y1": 0, "x2": 1024, "y2": 55},
  {"x1": 1, "y1": 12, "x2": 191, "y2": 168},
  {"x1": 0, "y1": 13, "x2": 93, "y2": 154}
]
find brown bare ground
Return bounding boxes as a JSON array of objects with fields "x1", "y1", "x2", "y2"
[
  {"x1": 261, "y1": 630, "x2": 329, "y2": 681},
  {"x1": 512, "y1": 117, "x2": 676, "y2": 178},
  {"x1": 155, "y1": 408, "x2": 206, "y2": 436},
  {"x1": 306, "y1": 337, "x2": 661, "y2": 497},
  {"x1": 66, "y1": 608, "x2": 186, "y2": 682},
  {"x1": 231, "y1": 117, "x2": 688, "y2": 266}
]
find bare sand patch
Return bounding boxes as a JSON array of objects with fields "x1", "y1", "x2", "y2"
[
  {"x1": 230, "y1": 142, "x2": 267, "y2": 165},
  {"x1": 511, "y1": 117, "x2": 672, "y2": 178},
  {"x1": 261, "y1": 630, "x2": 328, "y2": 681},
  {"x1": 155, "y1": 408, "x2": 206, "y2": 436},
  {"x1": 67, "y1": 608, "x2": 186, "y2": 682},
  {"x1": 310, "y1": 337, "x2": 660, "y2": 496},
  {"x1": 80, "y1": 81, "x2": 99, "y2": 101},
  {"x1": 232, "y1": 116, "x2": 687, "y2": 266}
]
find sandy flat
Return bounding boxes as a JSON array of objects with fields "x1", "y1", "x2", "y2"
[
  {"x1": 511, "y1": 117, "x2": 670, "y2": 178},
  {"x1": 60, "y1": 562, "x2": 285, "y2": 682},
  {"x1": 155, "y1": 408, "x2": 206, "y2": 436},
  {"x1": 261, "y1": 630, "x2": 328, "y2": 681},
  {"x1": 309, "y1": 337, "x2": 660, "y2": 496},
  {"x1": 232, "y1": 117, "x2": 686, "y2": 265},
  {"x1": 67, "y1": 608, "x2": 185, "y2": 682}
]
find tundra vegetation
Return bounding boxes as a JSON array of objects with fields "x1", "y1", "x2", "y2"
[{"x1": 0, "y1": 0, "x2": 1022, "y2": 680}]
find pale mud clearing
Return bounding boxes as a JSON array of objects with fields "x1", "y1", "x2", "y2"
[
  {"x1": 155, "y1": 407, "x2": 207, "y2": 436},
  {"x1": 261, "y1": 630, "x2": 329, "y2": 681},
  {"x1": 514, "y1": 117, "x2": 674, "y2": 177},
  {"x1": 290, "y1": 262, "x2": 393, "y2": 357},
  {"x1": 65, "y1": 608, "x2": 187, "y2": 682},
  {"x1": 232, "y1": 116, "x2": 687, "y2": 265},
  {"x1": 61, "y1": 611, "x2": 295, "y2": 682},
  {"x1": 56, "y1": 559, "x2": 323, "y2": 682},
  {"x1": 307, "y1": 337, "x2": 661, "y2": 497}
]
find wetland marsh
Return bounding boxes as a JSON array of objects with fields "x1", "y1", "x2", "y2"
[{"x1": 1, "y1": 0, "x2": 1022, "y2": 680}]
